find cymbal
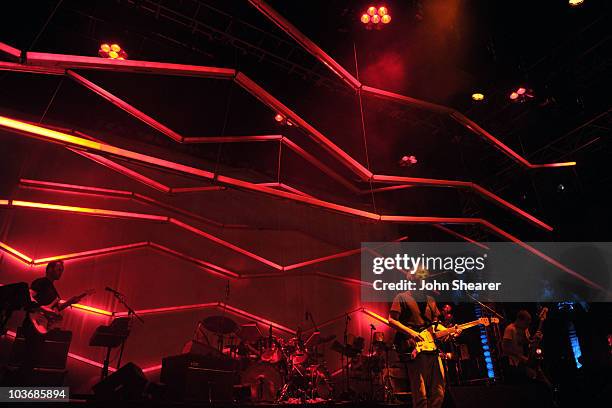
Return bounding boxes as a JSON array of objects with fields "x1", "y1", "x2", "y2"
[{"x1": 202, "y1": 315, "x2": 238, "y2": 335}]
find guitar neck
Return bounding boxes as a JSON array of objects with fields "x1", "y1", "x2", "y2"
[{"x1": 434, "y1": 319, "x2": 483, "y2": 339}]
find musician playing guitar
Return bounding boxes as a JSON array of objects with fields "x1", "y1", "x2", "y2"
[
  {"x1": 18, "y1": 260, "x2": 92, "y2": 384},
  {"x1": 388, "y1": 269, "x2": 461, "y2": 408},
  {"x1": 502, "y1": 309, "x2": 551, "y2": 387}
]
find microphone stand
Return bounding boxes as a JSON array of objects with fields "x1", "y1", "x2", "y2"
[
  {"x1": 464, "y1": 291, "x2": 504, "y2": 320},
  {"x1": 109, "y1": 289, "x2": 143, "y2": 369}
]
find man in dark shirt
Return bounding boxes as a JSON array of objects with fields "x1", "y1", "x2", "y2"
[
  {"x1": 388, "y1": 270, "x2": 452, "y2": 408},
  {"x1": 18, "y1": 260, "x2": 63, "y2": 384}
]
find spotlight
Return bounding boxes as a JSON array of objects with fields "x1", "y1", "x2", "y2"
[
  {"x1": 472, "y1": 93, "x2": 485, "y2": 101},
  {"x1": 274, "y1": 113, "x2": 295, "y2": 127},
  {"x1": 535, "y1": 348, "x2": 543, "y2": 355},
  {"x1": 99, "y1": 43, "x2": 128, "y2": 60},
  {"x1": 509, "y1": 87, "x2": 534, "y2": 102},
  {"x1": 360, "y1": 5, "x2": 392, "y2": 28},
  {"x1": 399, "y1": 155, "x2": 418, "y2": 167},
  {"x1": 568, "y1": 0, "x2": 584, "y2": 7}
]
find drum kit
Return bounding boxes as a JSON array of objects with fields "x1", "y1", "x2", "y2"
[{"x1": 199, "y1": 315, "x2": 337, "y2": 403}]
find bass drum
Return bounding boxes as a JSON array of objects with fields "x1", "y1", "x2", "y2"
[{"x1": 241, "y1": 362, "x2": 284, "y2": 402}]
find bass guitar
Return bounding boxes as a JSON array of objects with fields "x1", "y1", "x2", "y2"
[
  {"x1": 29, "y1": 289, "x2": 95, "y2": 334},
  {"x1": 525, "y1": 306, "x2": 548, "y2": 379}
]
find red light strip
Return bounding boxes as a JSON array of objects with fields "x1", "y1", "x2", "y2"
[
  {"x1": 27, "y1": 52, "x2": 236, "y2": 79},
  {"x1": 220, "y1": 303, "x2": 296, "y2": 334},
  {"x1": 10, "y1": 200, "x2": 168, "y2": 221},
  {"x1": 360, "y1": 184, "x2": 415, "y2": 195},
  {"x1": 66, "y1": 303, "x2": 113, "y2": 316},
  {"x1": 0, "y1": 239, "x2": 240, "y2": 279},
  {"x1": 183, "y1": 135, "x2": 283, "y2": 143},
  {"x1": 142, "y1": 364, "x2": 163, "y2": 373},
  {"x1": 70, "y1": 150, "x2": 172, "y2": 193},
  {"x1": 20, "y1": 178, "x2": 131, "y2": 197},
  {"x1": 0, "y1": 41, "x2": 21, "y2": 61},
  {"x1": 246, "y1": 2, "x2": 360, "y2": 89},
  {"x1": 0, "y1": 61, "x2": 63, "y2": 75},
  {"x1": 0, "y1": 241, "x2": 34, "y2": 264},
  {"x1": 114, "y1": 302, "x2": 217, "y2": 316},
  {"x1": 280, "y1": 137, "x2": 359, "y2": 192},
  {"x1": 149, "y1": 242, "x2": 240, "y2": 278},
  {"x1": 68, "y1": 70, "x2": 183, "y2": 142},
  {"x1": 34, "y1": 242, "x2": 149, "y2": 264},
  {"x1": 284, "y1": 248, "x2": 363, "y2": 271},
  {"x1": 433, "y1": 225, "x2": 490, "y2": 250},
  {"x1": 479, "y1": 220, "x2": 605, "y2": 291},
  {"x1": 373, "y1": 175, "x2": 552, "y2": 231},
  {"x1": 246, "y1": 3, "x2": 576, "y2": 169},
  {"x1": 169, "y1": 218, "x2": 283, "y2": 270}
]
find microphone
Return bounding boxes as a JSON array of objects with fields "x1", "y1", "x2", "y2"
[{"x1": 370, "y1": 324, "x2": 376, "y2": 330}]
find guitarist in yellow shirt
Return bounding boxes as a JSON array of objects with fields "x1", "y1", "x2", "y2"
[{"x1": 388, "y1": 270, "x2": 460, "y2": 408}]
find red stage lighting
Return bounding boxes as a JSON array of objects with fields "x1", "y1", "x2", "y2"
[
  {"x1": 361, "y1": 6, "x2": 391, "y2": 27},
  {"x1": 509, "y1": 87, "x2": 534, "y2": 102},
  {"x1": 98, "y1": 43, "x2": 128, "y2": 60},
  {"x1": 274, "y1": 113, "x2": 284, "y2": 122},
  {"x1": 399, "y1": 155, "x2": 418, "y2": 167}
]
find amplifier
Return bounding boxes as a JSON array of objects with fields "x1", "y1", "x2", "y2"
[
  {"x1": 161, "y1": 353, "x2": 237, "y2": 403},
  {"x1": 9, "y1": 328, "x2": 72, "y2": 369}
]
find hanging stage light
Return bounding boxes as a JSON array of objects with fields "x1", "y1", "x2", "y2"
[
  {"x1": 98, "y1": 43, "x2": 128, "y2": 60},
  {"x1": 360, "y1": 5, "x2": 392, "y2": 28},
  {"x1": 472, "y1": 93, "x2": 485, "y2": 101}
]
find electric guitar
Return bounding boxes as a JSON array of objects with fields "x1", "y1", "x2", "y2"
[
  {"x1": 525, "y1": 307, "x2": 548, "y2": 378},
  {"x1": 364, "y1": 310, "x2": 498, "y2": 359},
  {"x1": 29, "y1": 289, "x2": 95, "y2": 334}
]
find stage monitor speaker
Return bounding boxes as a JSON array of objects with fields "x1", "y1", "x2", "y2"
[
  {"x1": 93, "y1": 362, "x2": 147, "y2": 401},
  {"x1": 9, "y1": 328, "x2": 72, "y2": 369}
]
